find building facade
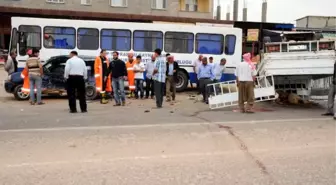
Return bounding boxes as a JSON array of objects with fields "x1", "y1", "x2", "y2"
[
  {"x1": 0, "y1": 0, "x2": 216, "y2": 48},
  {"x1": 0, "y1": 0, "x2": 213, "y2": 19},
  {"x1": 296, "y1": 16, "x2": 336, "y2": 29}
]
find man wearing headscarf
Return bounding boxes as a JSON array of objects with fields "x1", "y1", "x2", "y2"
[{"x1": 235, "y1": 53, "x2": 257, "y2": 113}]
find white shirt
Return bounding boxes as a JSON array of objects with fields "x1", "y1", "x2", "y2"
[
  {"x1": 235, "y1": 62, "x2": 257, "y2": 82},
  {"x1": 213, "y1": 63, "x2": 226, "y2": 80},
  {"x1": 64, "y1": 56, "x2": 88, "y2": 80},
  {"x1": 193, "y1": 59, "x2": 202, "y2": 74},
  {"x1": 134, "y1": 62, "x2": 145, "y2": 80}
]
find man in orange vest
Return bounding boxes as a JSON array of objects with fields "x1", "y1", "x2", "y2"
[
  {"x1": 126, "y1": 52, "x2": 136, "y2": 98},
  {"x1": 94, "y1": 49, "x2": 112, "y2": 104}
]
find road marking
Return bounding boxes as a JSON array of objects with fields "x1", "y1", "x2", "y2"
[
  {"x1": 4, "y1": 144, "x2": 333, "y2": 168},
  {"x1": 0, "y1": 117, "x2": 332, "y2": 133}
]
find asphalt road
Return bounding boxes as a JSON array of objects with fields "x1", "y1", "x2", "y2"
[{"x1": 0, "y1": 67, "x2": 335, "y2": 185}]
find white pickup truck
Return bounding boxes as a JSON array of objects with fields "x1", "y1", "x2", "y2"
[{"x1": 258, "y1": 39, "x2": 335, "y2": 99}]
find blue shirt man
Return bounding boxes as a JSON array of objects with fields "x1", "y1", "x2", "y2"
[
  {"x1": 198, "y1": 63, "x2": 215, "y2": 80},
  {"x1": 197, "y1": 57, "x2": 215, "y2": 104}
]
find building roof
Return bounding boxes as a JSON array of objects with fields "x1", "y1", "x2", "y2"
[
  {"x1": 0, "y1": 6, "x2": 233, "y2": 25},
  {"x1": 296, "y1": 15, "x2": 336, "y2": 21}
]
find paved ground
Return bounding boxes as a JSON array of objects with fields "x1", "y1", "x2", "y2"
[{"x1": 0, "y1": 67, "x2": 335, "y2": 185}]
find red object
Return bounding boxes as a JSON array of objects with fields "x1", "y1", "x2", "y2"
[{"x1": 27, "y1": 49, "x2": 32, "y2": 55}]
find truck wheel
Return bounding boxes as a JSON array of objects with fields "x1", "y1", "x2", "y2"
[
  {"x1": 176, "y1": 70, "x2": 188, "y2": 92},
  {"x1": 86, "y1": 84, "x2": 97, "y2": 100},
  {"x1": 14, "y1": 85, "x2": 30, "y2": 101}
]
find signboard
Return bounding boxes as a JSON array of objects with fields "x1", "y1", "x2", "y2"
[
  {"x1": 196, "y1": 22, "x2": 233, "y2": 28},
  {"x1": 288, "y1": 45, "x2": 308, "y2": 51},
  {"x1": 247, "y1": 29, "x2": 259, "y2": 41},
  {"x1": 322, "y1": 33, "x2": 336, "y2": 41}
]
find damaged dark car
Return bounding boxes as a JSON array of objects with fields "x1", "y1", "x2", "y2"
[{"x1": 4, "y1": 55, "x2": 98, "y2": 101}]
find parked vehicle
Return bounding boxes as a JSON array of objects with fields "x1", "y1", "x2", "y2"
[
  {"x1": 4, "y1": 55, "x2": 97, "y2": 101},
  {"x1": 258, "y1": 30, "x2": 336, "y2": 99},
  {"x1": 8, "y1": 17, "x2": 242, "y2": 92}
]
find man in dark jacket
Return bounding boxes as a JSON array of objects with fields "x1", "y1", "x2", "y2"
[
  {"x1": 166, "y1": 55, "x2": 179, "y2": 102},
  {"x1": 322, "y1": 60, "x2": 336, "y2": 120},
  {"x1": 109, "y1": 51, "x2": 127, "y2": 106}
]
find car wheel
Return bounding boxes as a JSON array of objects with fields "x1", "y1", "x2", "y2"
[
  {"x1": 86, "y1": 84, "x2": 97, "y2": 100},
  {"x1": 176, "y1": 70, "x2": 188, "y2": 92},
  {"x1": 14, "y1": 85, "x2": 30, "y2": 101}
]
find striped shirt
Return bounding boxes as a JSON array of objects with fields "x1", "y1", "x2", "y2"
[
  {"x1": 26, "y1": 57, "x2": 42, "y2": 76},
  {"x1": 153, "y1": 56, "x2": 166, "y2": 83}
]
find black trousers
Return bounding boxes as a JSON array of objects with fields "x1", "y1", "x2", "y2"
[
  {"x1": 199, "y1": 78, "x2": 212, "y2": 102},
  {"x1": 67, "y1": 75, "x2": 87, "y2": 112},
  {"x1": 145, "y1": 78, "x2": 154, "y2": 98},
  {"x1": 154, "y1": 80, "x2": 165, "y2": 108}
]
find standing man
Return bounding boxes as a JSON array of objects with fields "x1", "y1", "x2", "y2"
[
  {"x1": 5, "y1": 50, "x2": 18, "y2": 75},
  {"x1": 193, "y1": 55, "x2": 203, "y2": 93},
  {"x1": 235, "y1": 53, "x2": 257, "y2": 113},
  {"x1": 322, "y1": 59, "x2": 336, "y2": 120},
  {"x1": 208, "y1": 57, "x2": 214, "y2": 68},
  {"x1": 153, "y1": 48, "x2": 166, "y2": 108},
  {"x1": 213, "y1": 58, "x2": 227, "y2": 83},
  {"x1": 134, "y1": 55, "x2": 145, "y2": 99},
  {"x1": 109, "y1": 51, "x2": 127, "y2": 106},
  {"x1": 145, "y1": 55, "x2": 156, "y2": 99},
  {"x1": 64, "y1": 51, "x2": 87, "y2": 113},
  {"x1": 25, "y1": 48, "x2": 44, "y2": 105},
  {"x1": 94, "y1": 49, "x2": 112, "y2": 104},
  {"x1": 126, "y1": 52, "x2": 136, "y2": 98},
  {"x1": 198, "y1": 57, "x2": 215, "y2": 104},
  {"x1": 166, "y1": 55, "x2": 179, "y2": 102}
]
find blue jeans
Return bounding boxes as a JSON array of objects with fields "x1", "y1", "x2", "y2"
[
  {"x1": 29, "y1": 74, "x2": 42, "y2": 103},
  {"x1": 135, "y1": 79, "x2": 144, "y2": 98},
  {"x1": 112, "y1": 77, "x2": 126, "y2": 104}
]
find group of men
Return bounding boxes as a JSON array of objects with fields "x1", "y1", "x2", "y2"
[
  {"x1": 192, "y1": 55, "x2": 227, "y2": 104},
  {"x1": 48, "y1": 48, "x2": 254, "y2": 113},
  {"x1": 64, "y1": 48, "x2": 179, "y2": 113},
  {"x1": 193, "y1": 53, "x2": 257, "y2": 113}
]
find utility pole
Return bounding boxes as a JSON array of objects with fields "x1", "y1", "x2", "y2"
[
  {"x1": 261, "y1": 0, "x2": 267, "y2": 22},
  {"x1": 233, "y1": 0, "x2": 238, "y2": 21},
  {"x1": 243, "y1": 0, "x2": 247, "y2": 21},
  {"x1": 216, "y1": 0, "x2": 221, "y2": 20},
  {"x1": 226, "y1": 5, "x2": 230, "y2": 20}
]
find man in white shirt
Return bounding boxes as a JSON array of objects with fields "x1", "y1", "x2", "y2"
[
  {"x1": 235, "y1": 53, "x2": 257, "y2": 113},
  {"x1": 193, "y1": 55, "x2": 203, "y2": 92},
  {"x1": 64, "y1": 51, "x2": 88, "y2": 113},
  {"x1": 213, "y1": 58, "x2": 227, "y2": 83},
  {"x1": 134, "y1": 55, "x2": 145, "y2": 99},
  {"x1": 208, "y1": 56, "x2": 214, "y2": 68}
]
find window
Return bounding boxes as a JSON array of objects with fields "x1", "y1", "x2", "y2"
[
  {"x1": 225, "y1": 35, "x2": 236, "y2": 55},
  {"x1": 185, "y1": 0, "x2": 198, "y2": 11},
  {"x1": 10, "y1": 28, "x2": 18, "y2": 55},
  {"x1": 46, "y1": 0, "x2": 65, "y2": 3},
  {"x1": 44, "y1": 26, "x2": 76, "y2": 49},
  {"x1": 152, "y1": 0, "x2": 166, "y2": 9},
  {"x1": 111, "y1": 0, "x2": 127, "y2": 7},
  {"x1": 133, "y1": 30, "x2": 163, "y2": 52},
  {"x1": 18, "y1": 25, "x2": 41, "y2": 56},
  {"x1": 101, "y1": 29, "x2": 131, "y2": 51},
  {"x1": 81, "y1": 0, "x2": 91, "y2": 5},
  {"x1": 164, "y1": 32, "x2": 194, "y2": 53},
  {"x1": 77, "y1": 28, "x2": 99, "y2": 50},
  {"x1": 196, "y1": 33, "x2": 223, "y2": 55}
]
